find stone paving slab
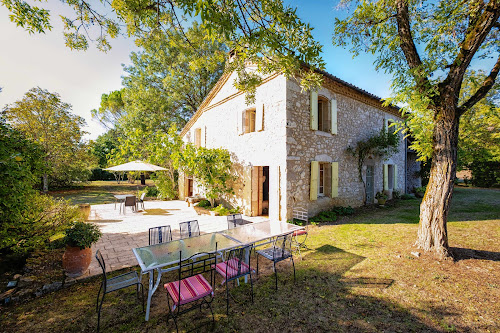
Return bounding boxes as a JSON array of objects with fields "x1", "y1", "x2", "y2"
[{"x1": 73, "y1": 200, "x2": 268, "y2": 281}]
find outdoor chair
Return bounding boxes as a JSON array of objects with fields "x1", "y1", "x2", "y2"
[
  {"x1": 95, "y1": 249, "x2": 144, "y2": 332},
  {"x1": 179, "y1": 220, "x2": 200, "y2": 239},
  {"x1": 164, "y1": 251, "x2": 216, "y2": 333},
  {"x1": 256, "y1": 233, "x2": 296, "y2": 290},
  {"x1": 123, "y1": 195, "x2": 137, "y2": 213},
  {"x1": 137, "y1": 192, "x2": 146, "y2": 211},
  {"x1": 149, "y1": 225, "x2": 173, "y2": 245},
  {"x1": 214, "y1": 244, "x2": 254, "y2": 314},
  {"x1": 291, "y1": 206, "x2": 309, "y2": 259},
  {"x1": 227, "y1": 213, "x2": 243, "y2": 229}
]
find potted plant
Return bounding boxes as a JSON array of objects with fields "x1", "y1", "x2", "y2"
[
  {"x1": 375, "y1": 191, "x2": 388, "y2": 206},
  {"x1": 62, "y1": 221, "x2": 102, "y2": 278}
]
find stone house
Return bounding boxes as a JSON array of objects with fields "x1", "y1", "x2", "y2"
[{"x1": 179, "y1": 65, "x2": 420, "y2": 221}]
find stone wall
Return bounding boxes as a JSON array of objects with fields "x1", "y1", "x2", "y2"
[
  {"x1": 285, "y1": 79, "x2": 406, "y2": 219},
  {"x1": 406, "y1": 150, "x2": 422, "y2": 193}
]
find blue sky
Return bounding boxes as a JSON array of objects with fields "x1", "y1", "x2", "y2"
[{"x1": 0, "y1": 1, "x2": 393, "y2": 140}]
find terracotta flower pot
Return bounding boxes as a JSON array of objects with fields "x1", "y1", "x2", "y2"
[
  {"x1": 62, "y1": 245, "x2": 92, "y2": 277},
  {"x1": 377, "y1": 198, "x2": 387, "y2": 205}
]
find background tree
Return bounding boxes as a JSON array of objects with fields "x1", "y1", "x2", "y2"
[
  {"x1": 334, "y1": 0, "x2": 500, "y2": 258},
  {"x1": 91, "y1": 90, "x2": 126, "y2": 129},
  {"x1": 2, "y1": 87, "x2": 95, "y2": 191}
]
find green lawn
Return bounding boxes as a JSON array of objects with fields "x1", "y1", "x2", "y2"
[
  {"x1": 2, "y1": 187, "x2": 499, "y2": 332},
  {"x1": 50, "y1": 180, "x2": 156, "y2": 205}
]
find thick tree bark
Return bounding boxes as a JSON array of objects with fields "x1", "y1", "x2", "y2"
[{"x1": 416, "y1": 102, "x2": 460, "y2": 259}]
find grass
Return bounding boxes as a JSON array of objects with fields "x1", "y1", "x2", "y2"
[
  {"x1": 1, "y1": 187, "x2": 499, "y2": 332},
  {"x1": 50, "y1": 180, "x2": 156, "y2": 205}
]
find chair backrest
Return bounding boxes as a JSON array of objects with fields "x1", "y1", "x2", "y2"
[
  {"x1": 179, "y1": 220, "x2": 200, "y2": 239},
  {"x1": 140, "y1": 192, "x2": 146, "y2": 201},
  {"x1": 273, "y1": 233, "x2": 293, "y2": 260},
  {"x1": 149, "y1": 225, "x2": 173, "y2": 245},
  {"x1": 224, "y1": 244, "x2": 253, "y2": 281},
  {"x1": 124, "y1": 195, "x2": 136, "y2": 206},
  {"x1": 227, "y1": 214, "x2": 243, "y2": 229},
  {"x1": 95, "y1": 249, "x2": 108, "y2": 288},
  {"x1": 293, "y1": 206, "x2": 309, "y2": 228}
]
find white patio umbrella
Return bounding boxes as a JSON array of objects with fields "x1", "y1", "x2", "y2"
[{"x1": 104, "y1": 160, "x2": 166, "y2": 183}]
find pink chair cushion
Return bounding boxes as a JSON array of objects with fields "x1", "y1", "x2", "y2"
[
  {"x1": 215, "y1": 258, "x2": 251, "y2": 280},
  {"x1": 293, "y1": 229, "x2": 307, "y2": 237},
  {"x1": 164, "y1": 274, "x2": 213, "y2": 308}
]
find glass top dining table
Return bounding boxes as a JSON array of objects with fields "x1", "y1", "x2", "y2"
[{"x1": 132, "y1": 220, "x2": 303, "y2": 321}]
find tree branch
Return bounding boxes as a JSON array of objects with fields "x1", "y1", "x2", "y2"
[
  {"x1": 444, "y1": 0, "x2": 500, "y2": 92},
  {"x1": 395, "y1": 0, "x2": 430, "y2": 91},
  {"x1": 457, "y1": 53, "x2": 500, "y2": 115}
]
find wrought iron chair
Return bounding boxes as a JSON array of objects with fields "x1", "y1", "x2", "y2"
[
  {"x1": 179, "y1": 220, "x2": 200, "y2": 239},
  {"x1": 164, "y1": 251, "x2": 216, "y2": 332},
  {"x1": 123, "y1": 195, "x2": 137, "y2": 213},
  {"x1": 256, "y1": 233, "x2": 296, "y2": 290},
  {"x1": 227, "y1": 213, "x2": 243, "y2": 229},
  {"x1": 95, "y1": 249, "x2": 144, "y2": 332},
  {"x1": 291, "y1": 206, "x2": 309, "y2": 259},
  {"x1": 137, "y1": 192, "x2": 146, "y2": 211},
  {"x1": 214, "y1": 244, "x2": 254, "y2": 314},
  {"x1": 149, "y1": 225, "x2": 173, "y2": 245}
]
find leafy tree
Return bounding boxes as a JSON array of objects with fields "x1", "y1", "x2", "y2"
[
  {"x1": 91, "y1": 90, "x2": 126, "y2": 129},
  {"x1": 2, "y1": 87, "x2": 95, "y2": 191},
  {"x1": 173, "y1": 144, "x2": 235, "y2": 207},
  {"x1": 89, "y1": 129, "x2": 119, "y2": 168},
  {"x1": 2, "y1": 0, "x2": 325, "y2": 96},
  {"x1": 334, "y1": 0, "x2": 500, "y2": 258}
]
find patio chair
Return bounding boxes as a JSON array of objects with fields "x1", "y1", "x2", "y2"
[
  {"x1": 149, "y1": 225, "x2": 173, "y2": 245},
  {"x1": 227, "y1": 213, "x2": 243, "y2": 229},
  {"x1": 291, "y1": 206, "x2": 309, "y2": 259},
  {"x1": 123, "y1": 195, "x2": 137, "y2": 213},
  {"x1": 164, "y1": 251, "x2": 216, "y2": 333},
  {"x1": 256, "y1": 232, "x2": 296, "y2": 290},
  {"x1": 179, "y1": 220, "x2": 200, "y2": 239},
  {"x1": 214, "y1": 244, "x2": 254, "y2": 314},
  {"x1": 137, "y1": 192, "x2": 146, "y2": 211},
  {"x1": 95, "y1": 249, "x2": 144, "y2": 332}
]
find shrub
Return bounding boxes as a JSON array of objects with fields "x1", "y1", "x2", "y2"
[
  {"x1": 331, "y1": 206, "x2": 354, "y2": 216},
  {"x1": 229, "y1": 206, "x2": 241, "y2": 214},
  {"x1": 392, "y1": 190, "x2": 401, "y2": 200},
  {"x1": 401, "y1": 194, "x2": 416, "y2": 200},
  {"x1": 375, "y1": 191, "x2": 388, "y2": 200},
  {"x1": 64, "y1": 221, "x2": 102, "y2": 249},
  {"x1": 469, "y1": 161, "x2": 500, "y2": 187},
  {"x1": 197, "y1": 199, "x2": 211, "y2": 208},
  {"x1": 145, "y1": 186, "x2": 160, "y2": 198},
  {"x1": 310, "y1": 211, "x2": 337, "y2": 223},
  {"x1": 211, "y1": 204, "x2": 230, "y2": 216},
  {"x1": 414, "y1": 186, "x2": 426, "y2": 193},
  {"x1": 89, "y1": 168, "x2": 115, "y2": 181}
]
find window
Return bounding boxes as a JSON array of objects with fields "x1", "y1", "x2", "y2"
[
  {"x1": 194, "y1": 128, "x2": 201, "y2": 147},
  {"x1": 318, "y1": 163, "x2": 325, "y2": 196},
  {"x1": 243, "y1": 109, "x2": 256, "y2": 134},
  {"x1": 383, "y1": 164, "x2": 398, "y2": 191},
  {"x1": 386, "y1": 119, "x2": 396, "y2": 135},
  {"x1": 317, "y1": 97, "x2": 330, "y2": 133}
]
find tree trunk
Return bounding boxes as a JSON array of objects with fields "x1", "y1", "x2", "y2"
[
  {"x1": 416, "y1": 105, "x2": 460, "y2": 259},
  {"x1": 42, "y1": 173, "x2": 49, "y2": 193}
]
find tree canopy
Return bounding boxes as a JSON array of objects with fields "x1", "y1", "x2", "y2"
[{"x1": 2, "y1": 87, "x2": 95, "y2": 191}]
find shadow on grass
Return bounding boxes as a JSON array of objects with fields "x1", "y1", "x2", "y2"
[
  {"x1": 451, "y1": 247, "x2": 500, "y2": 262},
  {"x1": 2, "y1": 245, "x2": 449, "y2": 332}
]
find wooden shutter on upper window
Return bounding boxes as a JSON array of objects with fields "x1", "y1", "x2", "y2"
[
  {"x1": 383, "y1": 164, "x2": 389, "y2": 191},
  {"x1": 331, "y1": 99, "x2": 338, "y2": 135},
  {"x1": 310, "y1": 91, "x2": 318, "y2": 130},
  {"x1": 331, "y1": 162, "x2": 339, "y2": 198},
  {"x1": 310, "y1": 161, "x2": 319, "y2": 201}
]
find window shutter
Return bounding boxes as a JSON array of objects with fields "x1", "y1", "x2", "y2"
[
  {"x1": 310, "y1": 161, "x2": 319, "y2": 201},
  {"x1": 331, "y1": 162, "x2": 339, "y2": 198},
  {"x1": 310, "y1": 91, "x2": 318, "y2": 130},
  {"x1": 331, "y1": 99, "x2": 338, "y2": 135},
  {"x1": 383, "y1": 164, "x2": 389, "y2": 191},
  {"x1": 256, "y1": 104, "x2": 264, "y2": 131},
  {"x1": 394, "y1": 165, "x2": 398, "y2": 190}
]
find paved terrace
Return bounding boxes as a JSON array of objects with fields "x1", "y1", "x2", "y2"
[{"x1": 81, "y1": 200, "x2": 268, "y2": 279}]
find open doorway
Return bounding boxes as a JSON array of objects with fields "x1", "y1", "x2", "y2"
[{"x1": 251, "y1": 166, "x2": 269, "y2": 216}]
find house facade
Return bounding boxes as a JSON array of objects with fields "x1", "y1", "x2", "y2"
[{"x1": 179, "y1": 66, "x2": 420, "y2": 221}]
